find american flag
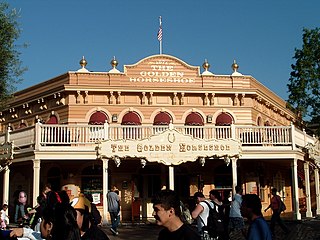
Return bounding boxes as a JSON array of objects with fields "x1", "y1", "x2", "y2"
[{"x1": 157, "y1": 16, "x2": 162, "y2": 41}]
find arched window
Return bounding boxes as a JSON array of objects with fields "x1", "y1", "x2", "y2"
[
  {"x1": 89, "y1": 111, "x2": 108, "y2": 125},
  {"x1": 46, "y1": 115, "x2": 58, "y2": 124},
  {"x1": 88, "y1": 111, "x2": 108, "y2": 141},
  {"x1": 121, "y1": 112, "x2": 141, "y2": 139},
  {"x1": 185, "y1": 112, "x2": 204, "y2": 138},
  {"x1": 153, "y1": 112, "x2": 171, "y2": 125},
  {"x1": 215, "y1": 113, "x2": 233, "y2": 126},
  {"x1": 121, "y1": 112, "x2": 141, "y2": 125},
  {"x1": 185, "y1": 112, "x2": 204, "y2": 126},
  {"x1": 153, "y1": 112, "x2": 171, "y2": 134}
]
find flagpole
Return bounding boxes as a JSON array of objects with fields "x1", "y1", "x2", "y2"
[
  {"x1": 160, "y1": 36, "x2": 162, "y2": 55},
  {"x1": 158, "y1": 16, "x2": 162, "y2": 54}
]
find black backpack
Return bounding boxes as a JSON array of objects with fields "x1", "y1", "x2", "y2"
[{"x1": 201, "y1": 201, "x2": 224, "y2": 238}]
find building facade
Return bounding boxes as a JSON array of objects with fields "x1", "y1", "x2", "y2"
[{"x1": 1, "y1": 54, "x2": 320, "y2": 223}]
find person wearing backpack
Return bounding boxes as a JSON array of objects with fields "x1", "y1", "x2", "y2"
[
  {"x1": 209, "y1": 190, "x2": 227, "y2": 240},
  {"x1": 264, "y1": 188, "x2": 289, "y2": 237},
  {"x1": 192, "y1": 192, "x2": 214, "y2": 238}
]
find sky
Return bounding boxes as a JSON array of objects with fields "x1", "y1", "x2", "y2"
[{"x1": 8, "y1": 0, "x2": 320, "y2": 101}]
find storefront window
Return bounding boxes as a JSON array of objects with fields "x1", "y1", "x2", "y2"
[{"x1": 81, "y1": 165, "x2": 103, "y2": 206}]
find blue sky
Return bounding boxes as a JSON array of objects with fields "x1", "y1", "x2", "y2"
[{"x1": 9, "y1": 0, "x2": 320, "y2": 101}]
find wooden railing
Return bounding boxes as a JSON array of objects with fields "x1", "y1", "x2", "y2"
[
  {"x1": 0, "y1": 123, "x2": 319, "y2": 152},
  {"x1": 235, "y1": 126, "x2": 292, "y2": 146}
]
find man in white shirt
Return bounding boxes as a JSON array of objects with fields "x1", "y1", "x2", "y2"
[{"x1": 191, "y1": 192, "x2": 214, "y2": 236}]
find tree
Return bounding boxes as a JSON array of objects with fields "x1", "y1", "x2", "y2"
[
  {"x1": 287, "y1": 28, "x2": 320, "y2": 136},
  {"x1": 0, "y1": 2, "x2": 25, "y2": 108}
]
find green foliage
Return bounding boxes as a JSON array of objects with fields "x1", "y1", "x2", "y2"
[
  {"x1": 0, "y1": 2, "x2": 26, "y2": 108},
  {"x1": 287, "y1": 28, "x2": 320, "y2": 135}
]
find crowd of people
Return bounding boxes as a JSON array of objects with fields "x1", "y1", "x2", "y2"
[
  {"x1": 1, "y1": 184, "x2": 289, "y2": 240},
  {"x1": 152, "y1": 187, "x2": 288, "y2": 240},
  {"x1": 1, "y1": 184, "x2": 109, "y2": 240}
]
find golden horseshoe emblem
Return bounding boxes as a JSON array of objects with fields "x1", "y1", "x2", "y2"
[{"x1": 168, "y1": 133, "x2": 175, "y2": 143}]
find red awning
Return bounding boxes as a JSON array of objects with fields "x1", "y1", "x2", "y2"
[
  {"x1": 216, "y1": 113, "x2": 233, "y2": 126},
  {"x1": 154, "y1": 112, "x2": 171, "y2": 125},
  {"x1": 89, "y1": 111, "x2": 108, "y2": 125},
  {"x1": 46, "y1": 115, "x2": 58, "y2": 124},
  {"x1": 185, "y1": 112, "x2": 204, "y2": 126},
  {"x1": 122, "y1": 112, "x2": 141, "y2": 125}
]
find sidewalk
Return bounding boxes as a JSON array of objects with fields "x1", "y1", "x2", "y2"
[{"x1": 101, "y1": 219, "x2": 320, "y2": 240}]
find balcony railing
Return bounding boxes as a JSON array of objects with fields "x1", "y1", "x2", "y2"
[{"x1": 0, "y1": 123, "x2": 319, "y2": 153}]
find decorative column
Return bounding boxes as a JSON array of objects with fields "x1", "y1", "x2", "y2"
[
  {"x1": 102, "y1": 158, "x2": 109, "y2": 225},
  {"x1": 33, "y1": 159, "x2": 41, "y2": 207},
  {"x1": 109, "y1": 91, "x2": 114, "y2": 104},
  {"x1": 231, "y1": 158, "x2": 238, "y2": 196},
  {"x1": 173, "y1": 92, "x2": 177, "y2": 105},
  {"x1": 169, "y1": 166, "x2": 174, "y2": 190},
  {"x1": 210, "y1": 93, "x2": 215, "y2": 106},
  {"x1": 142, "y1": 92, "x2": 146, "y2": 105},
  {"x1": 304, "y1": 162, "x2": 313, "y2": 217},
  {"x1": 84, "y1": 91, "x2": 88, "y2": 104},
  {"x1": 149, "y1": 92, "x2": 153, "y2": 105},
  {"x1": 291, "y1": 159, "x2": 301, "y2": 220},
  {"x1": 180, "y1": 92, "x2": 185, "y2": 105},
  {"x1": 314, "y1": 168, "x2": 320, "y2": 215},
  {"x1": 204, "y1": 93, "x2": 209, "y2": 106},
  {"x1": 3, "y1": 167, "x2": 10, "y2": 205},
  {"x1": 117, "y1": 92, "x2": 121, "y2": 104}
]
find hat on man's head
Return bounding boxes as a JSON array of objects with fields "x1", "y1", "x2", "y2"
[{"x1": 70, "y1": 193, "x2": 91, "y2": 212}]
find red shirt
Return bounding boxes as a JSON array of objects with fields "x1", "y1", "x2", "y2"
[{"x1": 270, "y1": 195, "x2": 281, "y2": 211}]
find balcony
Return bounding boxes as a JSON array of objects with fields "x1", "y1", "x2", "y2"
[{"x1": 0, "y1": 122, "x2": 319, "y2": 156}]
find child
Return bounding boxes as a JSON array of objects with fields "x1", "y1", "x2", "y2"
[{"x1": 1, "y1": 204, "x2": 9, "y2": 229}]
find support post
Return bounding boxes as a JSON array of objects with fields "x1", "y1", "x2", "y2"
[
  {"x1": 231, "y1": 158, "x2": 238, "y2": 196},
  {"x1": 169, "y1": 166, "x2": 174, "y2": 190},
  {"x1": 291, "y1": 159, "x2": 301, "y2": 220},
  {"x1": 314, "y1": 168, "x2": 320, "y2": 215},
  {"x1": 3, "y1": 167, "x2": 10, "y2": 205},
  {"x1": 304, "y1": 162, "x2": 313, "y2": 217},
  {"x1": 102, "y1": 158, "x2": 109, "y2": 225},
  {"x1": 33, "y1": 159, "x2": 41, "y2": 207}
]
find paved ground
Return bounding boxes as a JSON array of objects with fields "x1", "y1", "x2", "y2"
[{"x1": 102, "y1": 219, "x2": 320, "y2": 240}]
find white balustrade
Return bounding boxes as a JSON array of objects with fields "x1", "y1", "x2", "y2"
[{"x1": 0, "y1": 123, "x2": 318, "y2": 151}]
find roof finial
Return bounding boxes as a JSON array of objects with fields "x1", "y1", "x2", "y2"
[
  {"x1": 232, "y1": 59, "x2": 239, "y2": 72},
  {"x1": 231, "y1": 59, "x2": 243, "y2": 76},
  {"x1": 109, "y1": 56, "x2": 120, "y2": 73},
  {"x1": 202, "y1": 59, "x2": 210, "y2": 71},
  {"x1": 201, "y1": 59, "x2": 214, "y2": 76},
  {"x1": 111, "y1": 56, "x2": 118, "y2": 69},
  {"x1": 77, "y1": 56, "x2": 89, "y2": 72}
]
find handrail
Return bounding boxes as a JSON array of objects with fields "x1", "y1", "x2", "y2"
[{"x1": 0, "y1": 123, "x2": 318, "y2": 151}]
